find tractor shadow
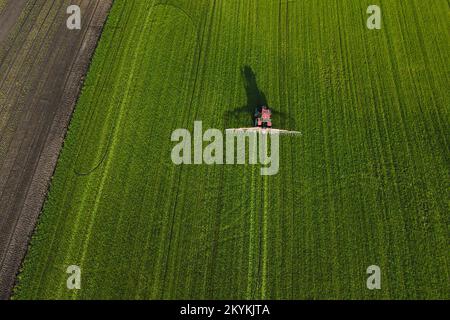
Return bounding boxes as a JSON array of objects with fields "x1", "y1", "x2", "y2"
[{"x1": 224, "y1": 66, "x2": 295, "y2": 130}]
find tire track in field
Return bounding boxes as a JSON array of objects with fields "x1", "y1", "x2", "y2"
[
  {"x1": 73, "y1": 0, "x2": 203, "y2": 177},
  {"x1": 130, "y1": 3, "x2": 206, "y2": 297},
  {"x1": 95, "y1": 2, "x2": 202, "y2": 299},
  {"x1": 353, "y1": 0, "x2": 392, "y2": 297},
  {"x1": 64, "y1": 0, "x2": 200, "y2": 298},
  {"x1": 252, "y1": 0, "x2": 291, "y2": 299},
  {"x1": 252, "y1": 0, "x2": 286, "y2": 299},
  {"x1": 408, "y1": 1, "x2": 449, "y2": 155},
  {"x1": 72, "y1": 0, "x2": 138, "y2": 176},
  {"x1": 282, "y1": 0, "x2": 293, "y2": 298},
  {"x1": 65, "y1": 0, "x2": 155, "y2": 299},
  {"x1": 246, "y1": 160, "x2": 257, "y2": 298},
  {"x1": 159, "y1": 0, "x2": 216, "y2": 298},
  {"x1": 285, "y1": 0, "x2": 298, "y2": 299},
  {"x1": 35, "y1": 0, "x2": 127, "y2": 299},
  {"x1": 392, "y1": 0, "x2": 449, "y2": 292},
  {"x1": 376, "y1": 0, "x2": 423, "y2": 296},
  {"x1": 84, "y1": 0, "x2": 174, "y2": 298},
  {"x1": 27, "y1": 1, "x2": 133, "y2": 298}
]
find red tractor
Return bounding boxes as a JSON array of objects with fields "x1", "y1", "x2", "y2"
[{"x1": 254, "y1": 106, "x2": 272, "y2": 128}]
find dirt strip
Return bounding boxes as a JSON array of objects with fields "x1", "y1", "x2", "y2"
[{"x1": 0, "y1": 0, "x2": 113, "y2": 299}]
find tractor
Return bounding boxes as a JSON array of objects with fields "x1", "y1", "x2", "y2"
[
  {"x1": 254, "y1": 106, "x2": 272, "y2": 128},
  {"x1": 226, "y1": 105, "x2": 301, "y2": 136}
]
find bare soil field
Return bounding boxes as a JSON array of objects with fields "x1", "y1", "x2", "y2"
[{"x1": 0, "y1": 0, "x2": 112, "y2": 299}]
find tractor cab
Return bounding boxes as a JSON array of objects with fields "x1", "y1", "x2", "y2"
[{"x1": 254, "y1": 106, "x2": 272, "y2": 128}]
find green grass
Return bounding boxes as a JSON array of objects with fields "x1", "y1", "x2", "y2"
[
  {"x1": 14, "y1": 0, "x2": 449, "y2": 299},
  {"x1": 0, "y1": 1, "x2": 6, "y2": 14}
]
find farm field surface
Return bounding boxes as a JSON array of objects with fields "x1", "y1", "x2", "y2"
[
  {"x1": 13, "y1": 0, "x2": 449, "y2": 299},
  {"x1": 0, "y1": 0, "x2": 112, "y2": 298}
]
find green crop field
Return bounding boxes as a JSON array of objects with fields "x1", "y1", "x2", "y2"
[{"x1": 14, "y1": 0, "x2": 449, "y2": 299}]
